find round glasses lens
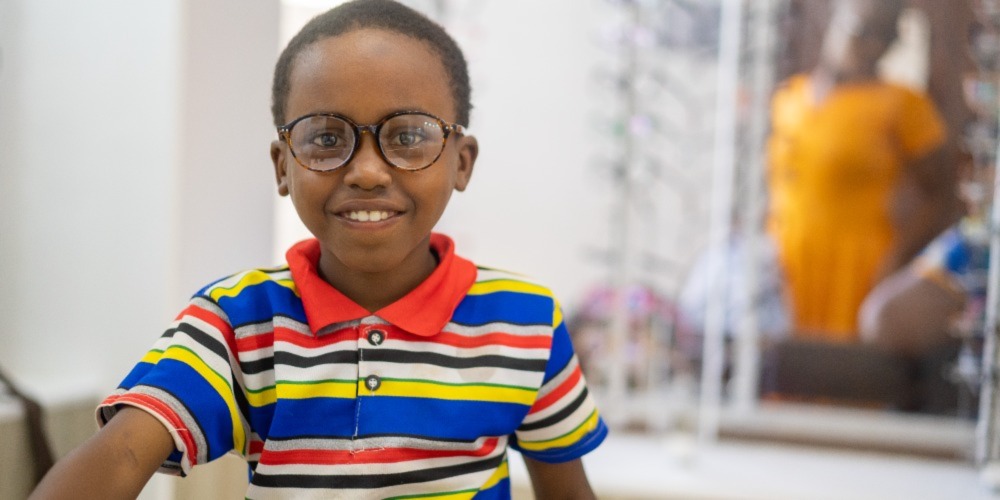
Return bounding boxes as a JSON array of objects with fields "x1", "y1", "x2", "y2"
[
  {"x1": 290, "y1": 116, "x2": 355, "y2": 171},
  {"x1": 379, "y1": 114, "x2": 446, "y2": 170}
]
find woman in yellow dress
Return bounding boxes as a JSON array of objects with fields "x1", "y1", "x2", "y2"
[{"x1": 767, "y1": 0, "x2": 957, "y2": 341}]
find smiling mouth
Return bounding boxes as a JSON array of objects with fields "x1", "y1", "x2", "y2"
[{"x1": 340, "y1": 210, "x2": 399, "y2": 222}]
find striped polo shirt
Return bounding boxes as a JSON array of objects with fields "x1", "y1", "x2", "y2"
[{"x1": 98, "y1": 233, "x2": 607, "y2": 499}]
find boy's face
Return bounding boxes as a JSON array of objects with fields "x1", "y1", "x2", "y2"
[
  {"x1": 822, "y1": 0, "x2": 898, "y2": 77},
  {"x1": 271, "y1": 29, "x2": 477, "y2": 280}
]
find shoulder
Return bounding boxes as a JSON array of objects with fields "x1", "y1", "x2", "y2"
[
  {"x1": 773, "y1": 74, "x2": 809, "y2": 100},
  {"x1": 451, "y1": 266, "x2": 565, "y2": 329},
  {"x1": 879, "y1": 81, "x2": 937, "y2": 109},
  {"x1": 190, "y1": 265, "x2": 303, "y2": 328},
  {"x1": 469, "y1": 266, "x2": 558, "y2": 302},
  {"x1": 195, "y1": 265, "x2": 297, "y2": 301}
]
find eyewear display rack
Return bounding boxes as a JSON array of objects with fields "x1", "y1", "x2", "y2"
[
  {"x1": 585, "y1": 0, "x2": 785, "y2": 435},
  {"x1": 698, "y1": 0, "x2": 784, "y2": 442},
  {"x1": 588, "y1": 0, "x2": 723, "y2": 430},
  {"x1": 972, "y1": 0, "x2": 1000, "y2": 485}
]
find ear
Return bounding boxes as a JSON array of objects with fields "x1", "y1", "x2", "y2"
[
  {"x1": 453, "y1": 135, "x2": 478, "y2": 192},
  {"x1": 271, "y1": 140, "x2": 290, "y2": 197}
]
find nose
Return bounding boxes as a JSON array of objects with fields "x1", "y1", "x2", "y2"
[{"x1": 342, "y1": 130, "x2": 393, "y2": 190}]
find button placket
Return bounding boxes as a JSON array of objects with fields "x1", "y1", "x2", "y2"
[{"x1": 358, "y1": 324, "x2": 386, "y2": 396}]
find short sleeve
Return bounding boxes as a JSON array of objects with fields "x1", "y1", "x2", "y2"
[
  {"x1": 510, "y1": 303, "x2": 608, "y2": 463},
  {"x1": 894, "y1": 87, "x2": 946, "y2": 162},
  {"x1": 96, "y1": 295, "x2": 249, "y2": 475}
]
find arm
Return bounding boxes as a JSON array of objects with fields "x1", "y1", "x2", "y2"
[
  {"x1": 524, "y1": 457, "x2": 596, "y2": 500},
  {"x1": 30, "y1": 407, "x2": 174, "y2": 500},
  {"x1": 882, "y1": 145, "x2": 961, "y2": 279}
]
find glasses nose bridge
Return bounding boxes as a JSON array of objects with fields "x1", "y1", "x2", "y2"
[
  {"x1": 351, "y1": 122, "x2": 391, "y2": 166},
  {"x1": 356, "y1": 122, "x2": 381, "y2": 138}
]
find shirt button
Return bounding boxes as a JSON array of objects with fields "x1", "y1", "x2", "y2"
[
  {"x1": 365, "y1": 374, "x2": 381, "y2": 392},
  {"x1": 367, "y1": 329, "x2": 386, "y2": 346}
]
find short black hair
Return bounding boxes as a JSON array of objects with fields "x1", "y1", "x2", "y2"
[{"x1": 271, "y1": 0, "x2": 472, "y2": 128}]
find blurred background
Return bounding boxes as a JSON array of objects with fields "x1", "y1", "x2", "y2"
[{"x1": 1, "y1": 0, "x2": 1000, "y2": 498}]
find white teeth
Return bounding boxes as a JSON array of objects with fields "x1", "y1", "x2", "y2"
[{"x1": 346, "y1": 210, "x2": 392, "y2": 222}]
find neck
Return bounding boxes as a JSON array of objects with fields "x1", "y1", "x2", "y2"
[
  {"x1": 317, "y1": 242, "x2": 438, "y2": 313},
  {"x1": 810, "y1": 64, "x2": 878, "y2": 103}
]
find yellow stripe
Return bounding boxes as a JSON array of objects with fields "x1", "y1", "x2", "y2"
[
  {"x1": 246, "y1": 379, "x2": 357, "y2": 407},
  {"x1": 208, "y1": 271, "x2": 297, "y2": 301},
  {"x1": 245, "y1": 386, "x2": 277, "y2": 407},
  {"x1": 386, "y1": 489, "x2": 478, "y2": 500},
  {"x1": 162, "y1": 346, "x2": 246, "y2": 453},
  {"x1": 516, "y1": 410, "x2": 600, "y2": 452},
  {"x1": 553, "y1": 299, "x2": 563, "y2": 328},
  {"x1": 140, "y1": 349, "x2": 163, "y2": 365},
  {"x1": 282, "y1": 380, "x2": 357, "y2": 399},
  {"x1": 363, "y1": 379, "x2": 536, "y2": 406},
  {"x1": 467, "y1": 279, "x2": 553, "y2": 298},
  {"x1": 406, "y1": 491, "x2": 476, "y2": 500},
  {"x1": 480, "y1": 459, "x2": 509, "y2": 490}
]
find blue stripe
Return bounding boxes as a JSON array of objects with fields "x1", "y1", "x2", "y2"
[
  {"x1": 357, "y1": 397, "x2": 530, "y2": 440},
  {"x1": 119, "y1": 361, "x2": 155, "y2": 390},
  {"x1": 543, "y1": 322, "x2": 574, "y2": 383},
  {"x1": 210, "y1": 280, "x2": 307, "y2": 328},
  {"x1": 473, "y1": 475, "x2": 511, "y2": 499},
  {"x1": 264, "y1": 397, "x2": 358, "y2": 439},
  {"x1": 452, "y1": 291, "x2": 553, "y2": 327},
  {"x1": 138, "y1": 358, "x2": 236, "y2": 462}
]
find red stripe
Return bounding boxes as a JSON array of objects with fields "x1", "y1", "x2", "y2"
[
  {"x1": 236, "y1": 332, "x2": 273, "y2": 353},
  {"x1": 259, "y1": 437, "x2": 499, "y2": 466},
  {"x1": 105, "y1": 393, "x2": 200, "y2": 465},
  {"x1": 429, "y1": 331, "x2": 551, "y2": 349},
  {"x1": 275, "y1": 326, "x2": 356, "y2": 347},
  {"x1": 182, "y1": 303, "x2": 238, "y2": 356},
  {"x1": 529, "y1": 365, "x2": 582, "y2": 414}
]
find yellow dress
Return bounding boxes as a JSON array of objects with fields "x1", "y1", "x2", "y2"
[{"x1": 767, "y1": 74, "x2": 945, "y2": 341}]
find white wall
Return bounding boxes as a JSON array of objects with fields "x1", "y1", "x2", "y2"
[
  {"x1": 0, "y1": 0, "x2": 181, "y2": 395},
  {"x1": 0, "y1": 0, "x2": 278, "y2": 398}
]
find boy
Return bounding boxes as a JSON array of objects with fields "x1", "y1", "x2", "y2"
[{"x1": 31, "y1": 1, "x2": 606, "y2": 498}]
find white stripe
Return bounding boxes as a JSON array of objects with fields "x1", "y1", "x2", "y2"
[{"x1": 517, "y1": 391, "x2": 596, "y2": 442}]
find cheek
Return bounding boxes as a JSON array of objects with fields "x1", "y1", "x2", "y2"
[{"x1": 288, "y1": 174, "x2": 334, "y2": 213}]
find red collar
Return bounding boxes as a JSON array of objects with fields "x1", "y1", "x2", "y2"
[{"x1": 285, "y1": 233, "x2": 477, "y2": 337}]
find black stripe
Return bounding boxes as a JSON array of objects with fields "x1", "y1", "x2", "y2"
[
  {"x1": 175, "y1": 322, "x2": 230, "y2": 361},
  {"x1": 239, "y1": 358, "x2": 275, "y2": 375},
  {"x1": 250, "y1": 451, "x2": 505, "y2": 489},
  {"x1": 518, "y1": 387, "x2": 589, "y2": 432},
  {"x1": 272, "y1": 350, "x2": 358, "y2": 370},
  {"x1": 174, "y1": 315, "x2": 254, "y2": 434},
  {"x1": 364, "y1": 349, "x2": 546, "y2": 372}
]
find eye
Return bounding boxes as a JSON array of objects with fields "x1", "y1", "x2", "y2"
[
  {"x1": 311, "y1": 133, "x2": 340, "y2": 148},
  {"x1": 389, "y1": 127, "x2": 427, "y2": 147}
]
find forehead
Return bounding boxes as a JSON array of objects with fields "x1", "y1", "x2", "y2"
[{"x1": 286, "y1": 29, "x2": 455, "y2": 124}]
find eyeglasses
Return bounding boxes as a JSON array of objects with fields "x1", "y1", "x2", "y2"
[{"x1": 277, "y1": 110, "x2": 465, "y2": 172}]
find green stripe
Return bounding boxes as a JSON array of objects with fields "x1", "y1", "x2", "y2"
[
  {"x1": 379, "y1": 377, "x2": 533, "y2": 392},
  {"x1": 245, "y1": 378, "x2": 356, "y2": 394},
  {"x1": 385, "y1": 488, "x2": 478, "y2": 500}
]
